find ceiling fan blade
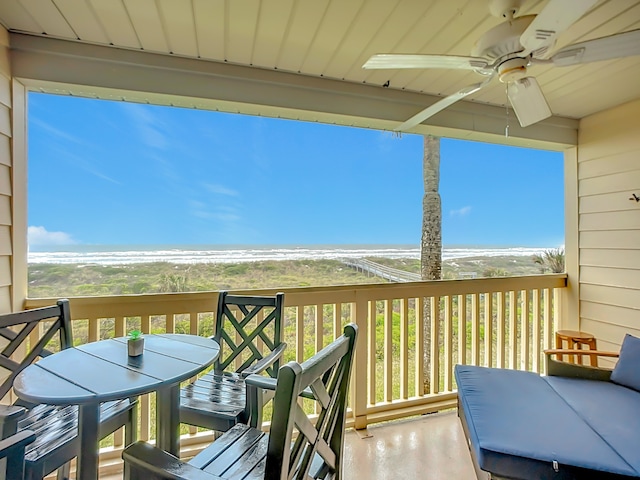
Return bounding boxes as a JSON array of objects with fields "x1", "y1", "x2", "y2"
[
  {"x1": 549, "y1": 29, "x2": 640, "y2": 67},
  {"x1": 363, "y1": 54, "x2": 489, "y2": 71},
  {"x1": 520, "y1": 0, "x2": 599, "y2": 53},
  {"x1": 507, "y1": 77, "x2": 552, "y2": 127},
  {"x1": 396, "y1": 76, "x2": 494, "y2": 132}
]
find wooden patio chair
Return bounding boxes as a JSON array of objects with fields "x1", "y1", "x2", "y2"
[
  {"x1": 0, "y1": 299, "x2": 137, "y2": 480},
  {"x1": 180, "y1": 291, "x2": 286, "y2": 432},
  {"x1": 123, "y1": 323, "x2": 358, "y2": 480},
  {"x1": 0, "y1": 429, "x2": 35, "y2": 480}
]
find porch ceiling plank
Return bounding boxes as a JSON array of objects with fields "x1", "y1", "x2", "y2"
[
  {"x1": 298, "y1": 0, "x2": 364, "y2": 76},
  {"x1": 348, "y1": 0, "x2": 434, "y2": 83},
  {"x1": 226, "y1": 0, "x2": 260, "y2": 66},
  {"x1": 53, "y1": 0, "x2": 109, "y2": 43},
  {"x1": 17, "y1": 0, "x2": 75, "y2": 38},
  {"x1": 275, "y1": 0, "x2": 330, "y2": 74},
  {"x1": 397, "y1": 3, "x2": 495, "y2": 95},
  {"x1": 9, "y1": 34, "x2": 578, "y2": 149},
  {"x1": 251, "y1": 0, "x2": 294, "y2": 69},
  {"x1": 192, "y1": 0, "x2": 225, "y2": 61},
  {"x1": 0, "y1": 0, "x2": 40, "y2": 33},
  {"x1": 156, "y1": 0, "x2": 198, "y2": 57},
  {"x1": 87, "y1": 0, "x2": 141, "y2": 49},
  {"x1": 319, "y1": 0, "x2": 398, "y2": 81},
  {"x1": 123, "y1": 0, "x2": 169, "y2": 53}
]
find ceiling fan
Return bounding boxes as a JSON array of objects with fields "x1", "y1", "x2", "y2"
[{"x1": 362, "y1": 0, "x2": 640, "y2": 130}]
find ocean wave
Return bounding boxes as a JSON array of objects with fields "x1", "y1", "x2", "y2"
[{"x1": 27, "y1": 246, "x2": 554, "y2": 265}]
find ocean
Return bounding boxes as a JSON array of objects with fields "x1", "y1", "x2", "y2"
[{"x1": 27, "y1": 245, "x2": 554, "y2": 266}]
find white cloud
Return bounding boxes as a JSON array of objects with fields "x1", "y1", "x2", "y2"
[
  {"x1": 450, "y1": 206, "x2": 472, "y2": 217},
  {"x1": 28, "y1": 226, "x2": 76, "y2": 246},
  {"x1": 203, "y1": 183, "x2": 239, "y2": 197},
  {"x1": 121, "y1": 103, "x2": 168, "y2": 149}
]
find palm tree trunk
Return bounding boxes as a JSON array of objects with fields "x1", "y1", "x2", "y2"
[{"x1": 421, "y1": 135, "x2": 442, "y2": 394}]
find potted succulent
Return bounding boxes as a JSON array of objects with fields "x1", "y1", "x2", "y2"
[{"x1": 127, "y1": 329, "x2": 144, "y2": 356}]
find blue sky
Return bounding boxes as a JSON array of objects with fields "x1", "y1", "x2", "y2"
[{"x1": 27, "y1": 93, "x2": 564, "y2": 248}]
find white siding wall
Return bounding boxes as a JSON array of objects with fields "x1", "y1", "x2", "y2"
[
  {"x1": 578, "y1": 98, "x2": 640, "y2": 352},
  {"x1": 0, "y1": 27, "x2": 12, "y2": 313}
]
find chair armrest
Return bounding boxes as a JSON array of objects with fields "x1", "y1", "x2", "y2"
[
  {"x1": 123, "y1": 442, "x2": 223, "y2": 480},
  {"x1": 0, "y1": 430, "x2": 35, "y2": 480},
  {"x1": 544, "y1": 349, "x2": 618, "y2": 381},
  {"x1": 245, "y1": 374, "x2": 278, "y2": 391},
  {"x1": 0, "y1": 405, "x2": 27, "y2": 438},
  {"x1": 0, "y1": 429, "x2": 35, "y2": 456},
  {"x1": 242, "y1": 342, "x2": 287, "y2": 377}
]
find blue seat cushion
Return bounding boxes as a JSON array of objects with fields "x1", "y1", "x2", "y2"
[
  {"x1": 455, "y1": 365, "x2": 640, "y2": 478},
  {"x1": 611, "y1": 334, "x2": 640, "y2": 392},
  {"x1": 544, "y1": 375, "x2": 640, "y2": 474}
]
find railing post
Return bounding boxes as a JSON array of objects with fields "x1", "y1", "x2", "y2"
[{"x1": 352, "y1": 293, "x2": 368, "y2": 430}]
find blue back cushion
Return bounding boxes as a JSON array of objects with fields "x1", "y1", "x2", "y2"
[{"x1": 611, "y1": 334, "x2": 640, "y2": 392}]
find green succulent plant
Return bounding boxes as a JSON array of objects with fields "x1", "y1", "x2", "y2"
[{"x1": 128, "y1": 329, "x2": 143, "y2": 340}]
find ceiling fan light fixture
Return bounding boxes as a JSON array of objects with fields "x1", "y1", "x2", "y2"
[{"x1": 507, "y1": 77, "x2": 552, "y2": 127}]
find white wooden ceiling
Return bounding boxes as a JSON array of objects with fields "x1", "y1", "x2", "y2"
[{"x1": 1, "y1": 0, "x2": 639, "y2": 125}]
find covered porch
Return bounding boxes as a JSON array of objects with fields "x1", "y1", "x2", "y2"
[{"x1": 0, "y1": 0, "x2": 639, "y2": 478}]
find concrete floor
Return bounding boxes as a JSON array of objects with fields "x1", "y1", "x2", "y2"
[{"x1": 102, "y1": 411, "x2": 476, "y2": 479}]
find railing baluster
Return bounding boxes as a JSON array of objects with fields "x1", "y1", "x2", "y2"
[
  {"x1": 295, "y1": 305, "x2": 304, "y2": 363},
  {"x1": 520, "y1": 290, "x2": 530, "y2": 371},
  {"x1": 88, "y1": 317, "x2": 99, "y2": 343},
  {"x1": 334, "y1": 302, "x2": 342, "y2": 340},
  {"x1": 415, "y1": 297, "x2": 424, "y2": 397},
  {"x1": 458, "y1": 294, "x2": 466, "y2": 366},
  {"x1": 400, "y1": 298, "x2": 409, "y2": 400},
  {"x1": 443, "y1": 295, "x2": 453, "y2": 392},
  {"x1": 367, "y1": 300, "x2": 377, "y2": 405},
  {"x1": 543, "y1": 288, "x2": 553, "y2": 361},
  {"x1": 471, "y1": 294, "x2": 480, "y2": 365},
  {"x1": 484, "y1": 293, "x2": 493, "y2": 368},
  {"x1": 430, "y1": 296, "x2": 439, "y2": 395},
  {"x1": 532, "y1": 289, "x2": 541, "y2": 372},
  {"x1": 509, "y1": 291, "x2": 517, "y2": 369},
  {"x1": 315, "y1": 304, "x2": 323, "y2": 353},
  {"x1": 496, "y1": 292, "x2": 505, "y2": 369},
  {"x1": 384, "y1": 299, "x2": 393, "y2": 403}
]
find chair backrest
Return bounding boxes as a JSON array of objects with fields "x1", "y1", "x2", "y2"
[
  {"x1": 0, "y1": 300, "x2": 72, "y2": 401},
  {"x1": 214, "y1": 291, "x2": 284, "y2": 375},
  {"x1": 265, "y1": 323, "x2": 358, "y2": 480}
]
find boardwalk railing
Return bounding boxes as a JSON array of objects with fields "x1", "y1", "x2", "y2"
[{"x1": 25, "y1": 273, "x2": 567, "y2": 472}]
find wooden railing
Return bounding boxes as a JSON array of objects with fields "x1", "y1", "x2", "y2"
[{"x1": 25, "y1": 273, "x2": 567, "y2": 471}]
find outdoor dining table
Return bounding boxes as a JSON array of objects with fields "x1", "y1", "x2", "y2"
[{"x1": 13, "y1": 333, "x2": 220, "y2": 480}]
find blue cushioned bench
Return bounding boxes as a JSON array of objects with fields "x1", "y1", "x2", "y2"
[{"x1": 455, "y1": 362, "x2": 640, "y2": 480}]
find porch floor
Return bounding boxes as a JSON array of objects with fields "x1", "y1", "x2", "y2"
[
  {"x1": 103, "y1": 410, "x2": 475, "y2": 479},
  {"x1": 343, "y1": 411, "x2": 475, "y2": 479}
]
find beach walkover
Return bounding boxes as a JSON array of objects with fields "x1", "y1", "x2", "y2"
[{"x1": 342, "y1": 258, "x2": 421, "y2": 282}]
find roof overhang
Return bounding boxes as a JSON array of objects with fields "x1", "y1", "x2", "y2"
[{"x1": 10, "y1": 33, "x2": 577, "y2": 150}]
